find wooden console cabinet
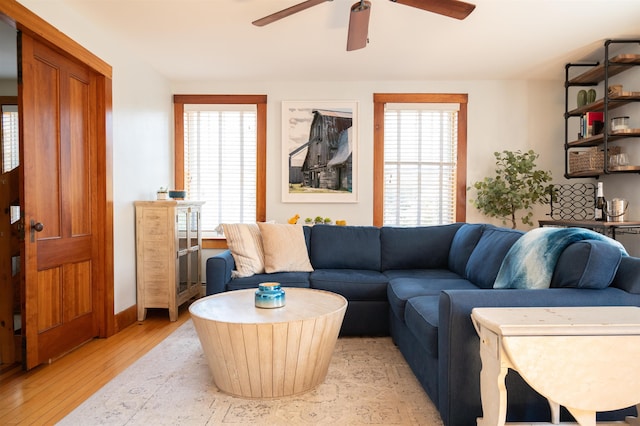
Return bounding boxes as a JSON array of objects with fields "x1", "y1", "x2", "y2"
[{"x1": 135, "y1": 200, "x2": 205, "y2": 321}]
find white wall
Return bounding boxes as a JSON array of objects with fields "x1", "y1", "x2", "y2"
[
  {"x1": 178, "y1": 79, "x2": 576, "y2": 272},
  {"x1": 0, "y1": 79, "x2": 17, "y2": 96},
  {"x1": 18, "y1": 0, "x2": 174, "y2": 313},
  {"x1": 173, "y1": 79, "x2": 567, "y2": 228}
]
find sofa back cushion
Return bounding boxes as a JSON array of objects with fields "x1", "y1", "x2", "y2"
[
  {"x1": 380, "y1": 224, "x2": 462, "y2": 270},
  {"x1": 310, "y1": 225, "x2": 381, "y2": 270},
  {"x1": 551, "y1": 240, "x2": 623, "y2": 289},
  {"x1": 465, "y1": 226, "x2": 524, "y2": 288},
  {"x1": 448, "y1": 223, "x2": 485, "y2": 276}
]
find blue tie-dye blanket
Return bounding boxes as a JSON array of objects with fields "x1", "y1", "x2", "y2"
[{"x1": 494, "y1": 227, "x2": 628, "y2": 289}]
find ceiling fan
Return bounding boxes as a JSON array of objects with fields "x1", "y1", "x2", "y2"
[{"x1": 252, "y1": 0, "x2": 476, "y2": 51}]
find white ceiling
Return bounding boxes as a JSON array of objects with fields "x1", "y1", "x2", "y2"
[{"x1": 2, "y1": 1, "x2": 640, "y2": 82}]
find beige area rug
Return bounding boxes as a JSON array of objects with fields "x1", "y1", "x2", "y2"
[{"x1": 59, "y1": 320, "x2": 443, "y2": 425}]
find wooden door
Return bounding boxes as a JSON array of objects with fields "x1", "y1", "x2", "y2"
[{"x1": 19, "y1": 33, "x2": 100, "y2": 369}]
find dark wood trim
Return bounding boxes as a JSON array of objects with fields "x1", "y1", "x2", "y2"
[
  {"x1": 372, "y1": 97, "x2": 385, "y2": 226},
  {"x1": 202, "y1": 239, "x2": 228, "y2": 250},
  {"x1": 99, "y1": 75, "x2": 115, "y2": 337},
  {"x1": 456, "y1": 100, "x2": 468, "y2": 222},
  {"x1": 372, "y1": 93, "x2": 469, "y2": 227},
  {"x1": 173, "y1": 102, "x2": 184, "y2": 191},
  {"x1": 114, "y1": 304, "x2": 137, "y2": 333},
  {"x1": 0, "y1": 96, "x2": 18, "y2": 104},
  {"x1": 173, "y1": 94, "x2": 267, "y2": 105},
  {"x1": 256, "y1": 101, "x2": 267, "y2": 222},
  {"x1": 173, "y1": 94, "x2": 268, "y2": 233}
]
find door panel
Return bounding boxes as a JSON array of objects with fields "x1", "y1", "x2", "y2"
[{"x1": 20, "y1": 33, "x2": 99, "y2": 369}]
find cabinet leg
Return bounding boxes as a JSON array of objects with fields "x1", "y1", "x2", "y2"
[
  {"x1": 137, "y1": 306, "x2": 147, "y2": 321},
  {"x1": 169, "y1": 308, "x2": 177, "y2": 322}
]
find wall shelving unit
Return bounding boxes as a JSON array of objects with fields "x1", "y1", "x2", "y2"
[{"x1": 564, "y1": 39, "x2": 640, "y2": 178}]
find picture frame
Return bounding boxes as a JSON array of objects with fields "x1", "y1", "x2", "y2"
[{"x1": 281, "y1": 100, "x2": 358, "y2": 203}]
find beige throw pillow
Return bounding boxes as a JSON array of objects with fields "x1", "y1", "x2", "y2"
[
  {"x1": 258, "y1": 222, "x2": 314, "y2": 273},
  {"x1": 222, "y1": 223, "x2": 265, "y2": 278}
]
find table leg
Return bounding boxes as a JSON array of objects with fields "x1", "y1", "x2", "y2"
[
  {"x1": 477, "y1": 342, "x2": 508, "y2": 426},
  {"x1": 626, "y1": 404, "x2": 640, "y2": 425},
  {"x1": 549, "y1": 399, "x2": 560, "y2": 424},
  {"x1": 566, "y1": 406, "x2": 596, "y2": 426}
]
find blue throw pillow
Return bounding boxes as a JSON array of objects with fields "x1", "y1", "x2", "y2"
[
  {"x1": 465, "y1": 226, "x2": 524, "y2": 289},
  {"x1": 551, "y1": 240, "x2": 623, "y2": 289},
  {"x1": 494, "y1": 227, "x2": 627, "y2": 290},
  {"x1": 448, "y1": 223, "x2": 485, "y2": 276}
]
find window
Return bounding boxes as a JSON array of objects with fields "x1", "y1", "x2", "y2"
[
  {"x1": 1, "y1": 101, "x2": 19, "y2": 173},
  {"x1": 373, "y1": 94, "x2": 467, "y2": 227},
  {"x1": 174, "y1": 95, "x2": 266, "y2": 248}
]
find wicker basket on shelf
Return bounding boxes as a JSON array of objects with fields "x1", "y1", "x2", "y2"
[{"x1": 569, "y1": 146, "x2": 621, "y2": 174}]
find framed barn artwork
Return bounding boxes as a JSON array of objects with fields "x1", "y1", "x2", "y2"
[{"x1": 281, "y1": 100, "x2": 358, "y2": 203}]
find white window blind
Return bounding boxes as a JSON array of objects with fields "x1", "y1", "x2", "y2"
[
  {"x1": 1, "y1": 104, "x2": 19, "y2": 173},
  {"x1": 383, "y1": 103, "x2": 459, "y2": 226},
  {"x1": 183, "y1": 104, "x2": 257, "y2": 233}
]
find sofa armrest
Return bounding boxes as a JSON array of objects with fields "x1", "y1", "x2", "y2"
[
  {"x1": 611, "y1": 256, "x2": 640, "y2": 294},
  {"x1": 206, "y1": 250, "x2": 234, "y2": 295},
  {"x1": 437, "y1": 288, "x2": 640, "y2": 425}
]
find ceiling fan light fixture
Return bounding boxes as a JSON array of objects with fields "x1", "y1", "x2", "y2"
[{"x1": 346, "y1": 0, "x2": 371, "y2": 51}]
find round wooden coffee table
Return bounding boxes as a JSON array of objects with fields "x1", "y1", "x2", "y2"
[{"x1": 189, "y1": 287, "x2": 347, "y2": 398}]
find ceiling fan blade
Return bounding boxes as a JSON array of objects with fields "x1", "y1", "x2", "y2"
[
  {"x1": 391, "y1": 0, "x2": 476, "y2": 20},
  {"x1": 347, "y1": 1, "x2": 372, "y2": 51},
  {"x1": 252, "y1": 0, "x2": 331, "y2": 27}
]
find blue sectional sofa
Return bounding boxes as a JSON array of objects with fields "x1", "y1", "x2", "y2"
[{"x1": 206, "y1": 223, "x2": 640, "y2": 425}]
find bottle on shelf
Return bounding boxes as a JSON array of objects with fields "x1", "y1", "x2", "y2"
[{"x1": 595, "y1": 181, "x2": 606, "y2": 221}]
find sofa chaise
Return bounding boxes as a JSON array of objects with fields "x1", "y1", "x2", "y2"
[{"x1": 205, "y1": 222, "x2": 640, "y2": 425}]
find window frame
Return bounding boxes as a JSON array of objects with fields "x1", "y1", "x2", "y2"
[
  {"x1": 373, "y1": 93, "x2": 467, "y2": 227},
  {"x1": 173, "y1": 94, "x2": 267, "y2": 248},
  {"x1": 1, "y1": 96, "x2": 19, "y2": 174}
]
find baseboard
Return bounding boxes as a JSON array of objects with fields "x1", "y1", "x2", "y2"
[{"x1": 114, "y1": 304, "x2": 137, "y2": 333}]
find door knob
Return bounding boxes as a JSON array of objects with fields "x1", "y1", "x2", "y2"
[{"x1": 30, "y1": 220, "x2": 44, "y2": 242}]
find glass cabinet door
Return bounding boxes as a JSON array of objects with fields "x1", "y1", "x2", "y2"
[
  {"x1": 178, "y1": 254, "x2": 188, "y2": 294},
  {"x1": 189, "y1": 249, "x2": 199, "y2": 288},
  {"x1": 188, "y1": 208, "x2": 200, "y2": 249},
  {"x1": 177, "y1": 206, "x2": 188, "y2": 252}
]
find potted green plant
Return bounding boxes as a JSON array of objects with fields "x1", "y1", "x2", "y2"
[{"x1": 469, "y1": 150, "x2": 554, "y2": 229}]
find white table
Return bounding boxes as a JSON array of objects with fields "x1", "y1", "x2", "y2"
[
  {"x1": 471, "y1": 307, "x2": 640, "y2": 426},
  {"x1": 189, "y1": 288, "x2": 347, "y2": 398}
]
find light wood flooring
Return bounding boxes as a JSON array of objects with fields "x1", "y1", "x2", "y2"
[{"x1": 0, "y1": 307, "x2": 191, "y2": 425}]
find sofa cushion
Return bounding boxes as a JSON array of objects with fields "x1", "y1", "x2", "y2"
[
  {"x1": 226, "y1": 272, "x2": 311, "y2": 291},
  {"x1": 222, "y1": 223, "x2": 265, "y2": 278},
  {"x1": 380, "y1": 224, "x2": 462, "y2": 271},
  {"x1": 551, "y1": 240, "x2": 623, "y2": 289},
  {"x1": 465, "y1": 226, "x2": 524, "y2": 289},
  {"x1": 258, "y1": 222, "x2": 314, "y2": 273},
  {"x1": 387, "y1": 273, "x2": 476, "y2": 320},
  {"x1": 310, "y1": 269, "x2": 388, "y2": 300},
  {"x1": 310, "y1": 225, "x2": 381, "y2": 270},
  {"x1": 448, "y1": 223, "x2": 485, "y2": 276},
  {"x1": 404, "y1": 295, "x2": 440, "y2": 358}
]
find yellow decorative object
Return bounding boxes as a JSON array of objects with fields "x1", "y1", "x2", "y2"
[
  {"x1": 336, "y1": 220, "x2": 347, "y2": 226},
  {"x1": 288, "y1": 214, "x2": 300, "y2": 224}
]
